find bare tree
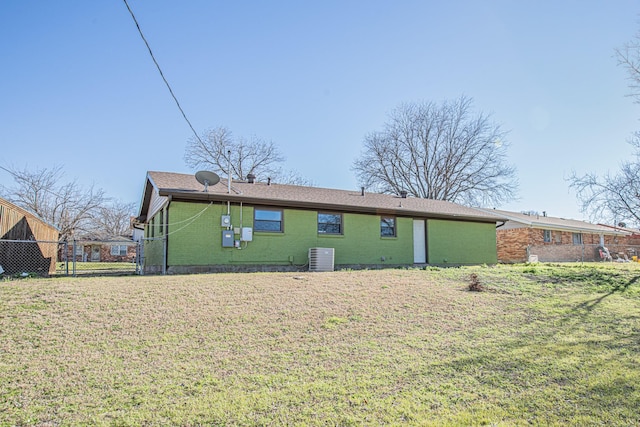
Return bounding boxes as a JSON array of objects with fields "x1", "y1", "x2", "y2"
[
  {"x1": 568, "y1": 31, "x2": 640, "y2": 226},
  {"x1": 185, "y1": 126, "x2": 285, "y2": 181},
  {"x1": 569, "y1": 137, "x2": 640, "y2": 226},
  {"x1": 353, "y1": 96, "x2": 518, "y2": 207},
  {"x1": 0, "y1": 165, "x2": 107, "y2": 240},
  {"x1": 92, "y1": 200, "x2": 137, "y2": 239},
  {"x1": 272, "y1": 169, "x2": 315, "y2": 187},
  {"x1": 616, "y1": 30, "x2": 640, "y2": 104}
]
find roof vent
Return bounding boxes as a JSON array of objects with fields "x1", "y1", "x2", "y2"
[
  {"x1": 361, "y1": 186, "x2": 365, "y2": 196},
  {"x1": 400, "y1": 190, "x2": 408, "y2": 198},
  {"x1": 247, "y1": 173, "x2": 256, "y2": 184},
  {"x1": 267, "y1": 177, "x2": 271, "y2": 186}
]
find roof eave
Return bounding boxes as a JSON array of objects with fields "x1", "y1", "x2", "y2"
[
  {"x1": 159, "y1": 189, "x2": 502, "y2": 223},
  {"x1": 526, "y1": 222, "x2": 629, "y2": 235}
]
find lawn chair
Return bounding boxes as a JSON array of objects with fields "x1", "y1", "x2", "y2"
[{"x1": 599, "y1": 248, "x2": 612, "y2": 262}]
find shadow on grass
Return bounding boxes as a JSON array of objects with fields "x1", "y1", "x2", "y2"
[{"x1": 573, "y1": 274, "x2": 640, "y2": 312}]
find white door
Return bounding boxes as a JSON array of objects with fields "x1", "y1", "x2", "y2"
[
  {"x1": 413, "y1": 219, "x2": 426, "y2": 263},
  {"x1": 91, "y1": 246, "x2": 101, "y2": 262}
]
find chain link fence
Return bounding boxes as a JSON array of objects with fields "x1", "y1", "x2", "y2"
[{"x1": 0, "y1": 239, "x2": 142, "y2": 278}]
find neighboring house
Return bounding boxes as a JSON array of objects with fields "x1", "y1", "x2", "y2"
[
  {"x1": 0, "y1": 197, "x2": 60, "y2": 276},
  {"x1": 137, "y1": 171, "x2": 507, "y2": 274},
  {"x1": 598, "y1": 223, "x2": 640, "y2": 257},
  {"x1": 64, "y1": 236, "x2": 137, "y2": 263},
  {"x1": 480, "y1": 209, "x2": 630, "y2": 263}
]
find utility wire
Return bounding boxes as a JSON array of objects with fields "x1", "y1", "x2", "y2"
[{"x1": 122, "y1": 0, "x2": 203, "y2": 144}]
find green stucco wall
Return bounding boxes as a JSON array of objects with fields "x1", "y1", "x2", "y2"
[
  {"x1": 148, "y1": 201, "x2": 415, "y2": 268},
  {"x1": 426, "y1": 219, "x2": 498, "y2": 265},
  {"x1": 144, "y1": 201, "x2": 497, "y2": 271}
]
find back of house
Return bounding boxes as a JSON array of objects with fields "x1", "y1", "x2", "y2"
[{"x1": 137, "y1": 171, "x2": 506, "y2": 274}]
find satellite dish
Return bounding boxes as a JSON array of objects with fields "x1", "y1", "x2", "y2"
[{"x1": 195, "y1": 170, "x2": 220, "y2": 192}]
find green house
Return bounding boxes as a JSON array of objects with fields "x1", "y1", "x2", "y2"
[{"x1": 137, "y1": 171, "x2": 505, "y2": 274}]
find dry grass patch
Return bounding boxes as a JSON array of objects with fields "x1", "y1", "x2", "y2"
[{"x1": 1, "y1": 265, "x2": 640, "y2": 425}]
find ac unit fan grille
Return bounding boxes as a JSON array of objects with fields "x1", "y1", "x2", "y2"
[{"x1": 308, "y1": 247, "x2": 334, "y2": 272}]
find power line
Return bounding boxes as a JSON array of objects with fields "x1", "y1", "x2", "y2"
[{"x1": 122, "y1": 0, "x2": 203, "y2": 144}]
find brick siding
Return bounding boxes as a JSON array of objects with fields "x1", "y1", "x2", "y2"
[
  {"x1": 496, "y1": 227, "x2": 531, "y2": 262},
  {"x1": 497, "y1": 226, "x2": 638, "y2": 263}
]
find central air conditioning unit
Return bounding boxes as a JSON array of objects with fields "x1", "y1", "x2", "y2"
[{"x1": 308, "y1": 247, "x2": 335, "y2": 272}]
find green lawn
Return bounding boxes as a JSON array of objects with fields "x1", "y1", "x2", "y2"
[
  {"x1": 1, "y1": 263, "x2": 639, "y2": 426},
  {"x1": 55, "y1": 261, "x2": 138, "y2": 276}
]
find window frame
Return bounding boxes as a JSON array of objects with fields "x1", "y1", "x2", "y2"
[
  {"x1": 572, "y1": 232, "x2": 583, "y2": 245},
  {"x1": 543, "y1": 229, "x2": 552, "y2": 243},
  {"x1": 317, "y1": 212, "x2": 343, "y2": 235},
  {"x1": 254, "y1": 208, "x2": 284, "y2": 233},
  {"x1": 110, "y1": 245, "x2": 127, "y2": 256},
  {"x1": 380, "y1": 216, "x2": 397, "y2": 237}
]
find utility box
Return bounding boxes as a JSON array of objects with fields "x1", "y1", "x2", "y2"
[
  {"x1": 221, "y1": 215, "x2": 231, "y2": 227},
  {"x1": 241, "y1": 227, "x2": 253, "y2": 242},
  {"x1": 222, "y1": 230, "x2": 234, "y2": 247}
]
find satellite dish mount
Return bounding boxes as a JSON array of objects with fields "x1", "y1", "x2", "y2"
[{"x1": 195, "y1": 171, "x2": 220, "y2": 192}]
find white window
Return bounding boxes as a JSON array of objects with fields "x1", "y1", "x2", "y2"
[
  {"x1": 543, "y1": 230, "x2": 552, "y2": 243},
  {"x1": 111, "y1": 245, "x2": 128, "y2": 256}
]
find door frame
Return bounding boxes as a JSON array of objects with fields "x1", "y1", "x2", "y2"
[{"x1": 413, "y1": 219, "x2": 426, "y2": 264}]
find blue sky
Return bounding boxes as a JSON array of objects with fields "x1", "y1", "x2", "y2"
[{"x1": 1, "y1": 1, "x2": 639, "y2": 221}]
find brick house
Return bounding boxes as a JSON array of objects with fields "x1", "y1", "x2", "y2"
[
  {"x1": 65, "y1": 237, "x2": 137, "y2": 263},
  {"x1": 478, "y1": 209, "x2": 630, "y2": 263}
]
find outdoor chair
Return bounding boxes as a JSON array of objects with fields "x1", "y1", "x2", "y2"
[{"x1": 599, "y1": 249, "x2": 612, "y2": 262}]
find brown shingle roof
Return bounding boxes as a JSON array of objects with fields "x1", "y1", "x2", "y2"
[
  {"x1": 482, "y1": 208, "x2": 629, "y2": 235},
  {"x1": 142, "y1": 171, "x2": 505, "y2": 222}
]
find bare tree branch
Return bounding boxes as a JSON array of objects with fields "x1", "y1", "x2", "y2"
[
  {"x1": 92, "y1": 200, "x2": 137, "y2": 239},
  {"x1": 569, "y1": 31, "x2": 640, "y2": 227},
  {"x1": 184, "y1": 126, "x2": 309, "y2": 185},
  {"x1": 352, "y1": 96, "x2": 518, "y2": 207},
  {"x1": 0, "y1": 165, "x2": 108, "y2": 239},
  {"x1": 616, "y1": 30, "x2": 640, "y2": 104}
]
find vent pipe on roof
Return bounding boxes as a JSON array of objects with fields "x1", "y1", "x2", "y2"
[
  {"x1": 400, "y1": 190, "x2": 408, "y2": 198},
  {"x1": 247, "y1": 173, "x2": 255, "y2": 184},
  {"x1": 543, "y1": 211, "x2": 547, "y2": 217},
  {"x1": 267, "y1": 177, "x2": 271, "y2": 186},
  {"x1": 361, "y1": 186, "x2": 365, "y2": 196}
]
